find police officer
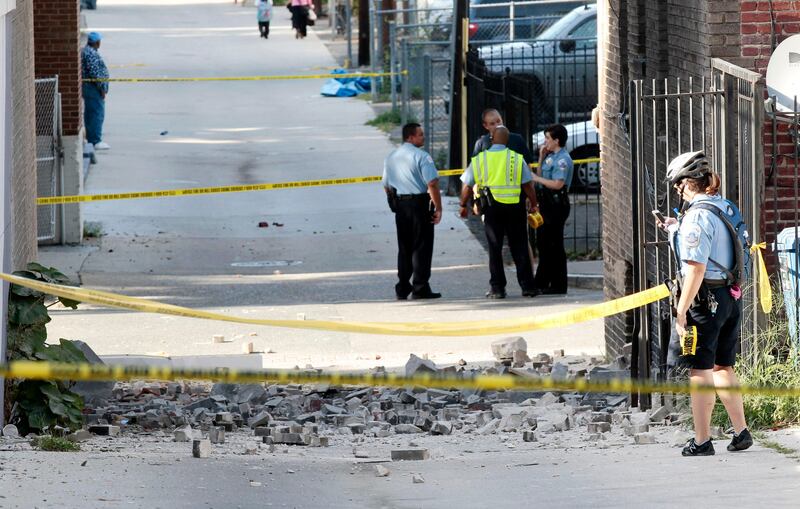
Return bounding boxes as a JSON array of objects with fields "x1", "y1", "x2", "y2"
[
  {"x1": 531, "y1": 124, "x2": 573, "y2": 295},
  {"x1": 382, "y1": 123, "x2": 443, "y2": 300},
  {"x1": 472, "y1": 109, "x2": 534, "y2": 165},
  {"x1": 459, "y1": 127, "x2": 539, "y2": 299},
  {"x1": 659, "y1": 150, "x2": 752, "y2": 456}
]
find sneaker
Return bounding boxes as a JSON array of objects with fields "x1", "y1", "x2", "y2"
[
  {"x1": 682, "y1": 438, "x2": 715, "y2": 456},
  {"x1": 522, "y1": 288, "x2": 541, "y2": 297},
  {"x1": 94, "y1": 141, "x2": 111, "y2": 150},
  {"x1": 727, "y1": 428, "x2": 753, "y2": 452},
  {"x1": 410, "y1": 291, "x2": 441, "y2": 300},
  {"x1": 485, "y1": 289, "x2": 506, "y2": 299}
]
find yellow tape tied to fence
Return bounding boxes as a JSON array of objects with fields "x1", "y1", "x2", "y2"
[
  {"x1": 5, "y1": 360, "x2": 800, "y2": 397},
  {"x1": 37, "y1": 158, "x2": 601, "y2": 206},
  {"x1": 0, "y1": 272, "x2": 668, "y2": 337}
]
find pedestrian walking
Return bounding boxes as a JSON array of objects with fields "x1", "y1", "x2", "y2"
[
  {"x1": 81, "y1": 31, "x2": 111, "y2": 150},
  {"x1": 460, "y1": 126, "x2": 540, "y2": 299},
  {"x1": 531, "y1": 124, "x2": 573, "y2": 294},
  {"x1": 382, "y1": 123, "x2": 443, "y2": 300},
  {"x1": 659, "y1": 150, "x2": 752, "y2": 457},
  {"x1": 257, "y1": 0, "x2": 273, "y2": 39},
  {"x1": 290, "y1": 0, "x2": 314, "y2": 38}
]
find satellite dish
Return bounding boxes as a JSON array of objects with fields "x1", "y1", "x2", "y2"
[{"x1": 766, "y1": 34, "x2": 800, "y2": 117}]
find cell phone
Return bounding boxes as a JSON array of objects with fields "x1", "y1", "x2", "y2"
[{"x1": 652, "y1": 210, "x2": 666, "y2": 224}]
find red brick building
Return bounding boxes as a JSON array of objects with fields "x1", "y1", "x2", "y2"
[{"x1": 598, "y1": 1, "x2": 800, "y2": 358}]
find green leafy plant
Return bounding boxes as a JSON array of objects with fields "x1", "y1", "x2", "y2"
[
  {"x1": 31, "y1": 435, "x2": 80, "y2": 452},
  {"x1": 711, "y1": 288, "x2": 800, "y2": 430},
  {"x1": 366, "y1": 108, "x2": 406, "y2": 133},
  {"x1": 5, "y1": 263, "x2": 87, "y2": 434}
]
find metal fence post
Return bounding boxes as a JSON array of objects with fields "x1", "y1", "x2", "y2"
[
  {"x1": 509, "y1": 1, "x2": 515, "y2": 41},
  {"x1": 401, "y1": 39, "x2": 409, "y2": 124},
  {"x1": 390, "y1": 22, "x2": 397, "y2": 111},
  {"x1": 423, "y1": 54, "x2": 432, "y2": 153},
  {"x1": 345, "y1": 0, "x2": 353, "y2": 68},
  {"x1": 370, "y1": 0, "x2": 377, "y2": 101}
]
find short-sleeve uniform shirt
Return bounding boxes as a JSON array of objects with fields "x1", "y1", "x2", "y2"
[
  {"x1": 539, "y1": 149, "x2": 574, "y2": 191},
  {"x1": 382, "y1": 143, "x2": 438, "y2": 194},
  {"x1": 671, "y1": 194, "x2": 734, "y2": 280}
]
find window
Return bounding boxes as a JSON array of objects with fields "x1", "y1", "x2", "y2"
[{"x1": 568, "y1": 16, "x2": 596, "y2": 39}]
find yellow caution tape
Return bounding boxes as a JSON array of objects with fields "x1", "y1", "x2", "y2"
[
  {"x1": 0, "y1": 273, "x2": 668, "y2": 337},
  {"x1": 37, "y1": 175, "x2": 384, "y2": 205},
  {"x1": 752, "y1": 243, "x2": 772, "y2": 313},
  {"x1": 85, "y1": 70, "x2": 407, "y2": 83},
  {"x1": 5, "y1": 360, "x2": 800, "y2": 397},
  {"x1": 37, "y1": 158, "x2": 601, "y2": 206}
]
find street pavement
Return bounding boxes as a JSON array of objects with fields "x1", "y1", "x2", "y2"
[
  {"x1": 40, "y1": 0, "x2": 605, "y2": 370},
  {"x1": 24, "y1": 2, "x2": 800, "y2": 507}
]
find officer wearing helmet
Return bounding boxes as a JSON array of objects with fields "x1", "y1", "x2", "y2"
[{"x1": 657, "y1": 150, "x2": 752, "y2": 457}]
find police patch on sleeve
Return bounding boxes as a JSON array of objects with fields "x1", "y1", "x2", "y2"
[
  {"x1": 425, "y1": 155, "x2": 434, "y2": 164},
  {"x1": 558, "y1": 158, "x2": 568, "y2": 170},
  {"x1": 681, "y1": 223, "x2": 702, "y2": 249}
]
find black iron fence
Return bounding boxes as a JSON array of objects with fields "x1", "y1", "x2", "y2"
[{"x1": 465, "y1": 42, "x2": 600, "y2": 254}]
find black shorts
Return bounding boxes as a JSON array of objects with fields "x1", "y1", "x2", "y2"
[{"x1": 674, "y1": 286, "x2": 742, "y2": 370}]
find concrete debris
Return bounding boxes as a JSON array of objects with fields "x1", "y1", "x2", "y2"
[
  {"x1": 193, "y1": 439, "x2": 211, "y2": 458},
  {"x1": 2, "y1": 424, "x2": 20, "y2": 438},
  {"x1": 391, "y1": 449, "x2": 430, "y2": 461},
  {"x1": 244, "y1": 443, "x2": 259, "y2": 455},
  {"x1": 672, "y1": 430, "x2": 694, "y2": 447},
  {"x1": 405, "y1": 354, "x2": 437, "y2": 377},
  {"x1": 209, "y1": 426, "x2": 225, "y2": 444},
  {"x1": 634, "y1": 432, "x2": 657, "y2": 445},
  {"x1": 67, "y1": 430, "x2": 92, "y2": 442},
  {"x1": 649, "y1": 406, "x2": 670, "y2": 423},
  {"x1": 88, "y1": 424, "x2": 120, "y2": 437},
  {"x1": 412, "y1": 474, "x2": 425, "y2": 484},
  {"x1": 375, "y1": 465, "x2": 391, "y2": 477},
  {"x1": 73, "y1": 353, "x2": 639, "y2": 454},
  {"x1": 491, "y1": 337, "x2": 527, "y2": 364},
  {"x1": 173, "y1": 425, "x2": 195, "y2": 442}
]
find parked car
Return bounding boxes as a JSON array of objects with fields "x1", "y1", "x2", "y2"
[
  {"x1": 477, "y1": 4, "x2": 597, "y2": 116},
  {"x1": 468, "y1": 0, "x2": 585, "y2": 42},
  {"x1": 533, "y1": 120, "x2": 600, "y2": 191}
]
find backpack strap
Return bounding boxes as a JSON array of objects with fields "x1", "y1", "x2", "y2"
[{"x1": 687, "y1": 202, "x2": 743, "y2": 286}]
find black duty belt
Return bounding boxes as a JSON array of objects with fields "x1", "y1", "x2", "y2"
[
  {"x1": 703, "y1": 279, "x2": 728, "y2": 288},
  {"x1": 397, "y1": 193, "x2": 429, "y2": 201}
]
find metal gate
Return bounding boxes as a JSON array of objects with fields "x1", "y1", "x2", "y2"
[
  {"x1": 629, "y1": 59, "x2": 763, "y2": 390},
  {"x1": 34, "y1": 77, "x2": 63, "y2": 244}
]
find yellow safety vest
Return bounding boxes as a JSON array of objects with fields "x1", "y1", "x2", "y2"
[{"x1": 471, "y1": 148, "x2": 524, "y2": 205}]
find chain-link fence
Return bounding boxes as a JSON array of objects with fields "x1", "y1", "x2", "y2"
[{"x1": 34, "y1": 77, "x2": 63, "y2": 244}]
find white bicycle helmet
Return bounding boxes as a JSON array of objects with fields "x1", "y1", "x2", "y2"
[{"x1": 665, "y1": 151, "x2": 711, "y2": 185}]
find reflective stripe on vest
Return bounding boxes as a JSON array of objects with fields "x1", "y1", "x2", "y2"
[{"x1": 471, "y1": 149, "x2": 523, "y2": 204}]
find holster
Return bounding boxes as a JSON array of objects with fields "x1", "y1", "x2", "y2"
[
  {"x1": 387, "y1": 187, "x2": 399, "y2": 213},
  {"x1": 665, "y1": 278, "x2": 712, "y2": 317}
]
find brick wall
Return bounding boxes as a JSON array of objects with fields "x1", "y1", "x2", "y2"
[
  {"x1": 10, "y1": 0, "x2": 38, "y2": 269},
  {"x1": 738, "y1": 1, "x2": 800, "y2": 252},
  {"x1": 600, "y1": 0, "x2": 635, "y2": 359},
  {"x1": 602, "y1": 0, "x2": 800, "y2": 356},
  {"x1": 600, "y1": 0, "x2": 740, "y2": 357},
  {"x1": 32, "y1": 0, "x2": 81, "y2": 136}
]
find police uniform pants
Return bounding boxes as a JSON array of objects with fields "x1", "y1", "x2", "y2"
[
  {"x1": 484, "y1": 201, "x2": 536, "y2": 293},
  {"x1": 394, "y1": 196, "x2": 434, "y2": 297},
  {"x1": 535, "y1": 194, "x2": 570, "y2": 293}
]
